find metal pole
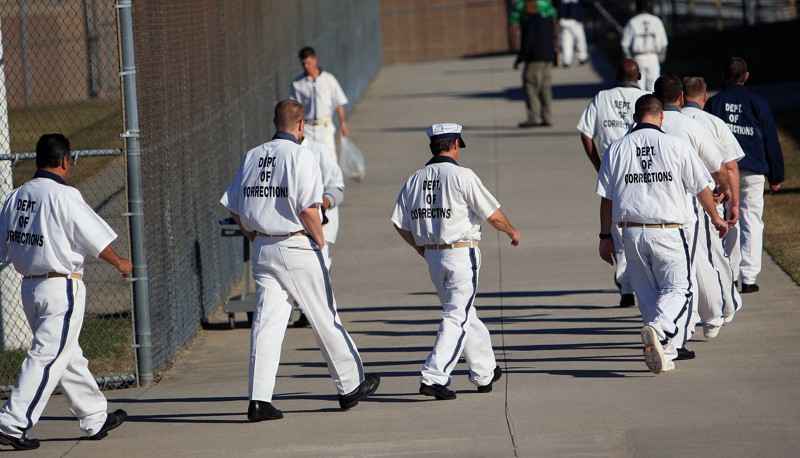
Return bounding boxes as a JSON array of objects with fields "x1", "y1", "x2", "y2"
[
  {"x1": 19, "y1": 0, "x2": 32, "y2": 106},
  {"x1": 116, "y1": 0, "x2": 153, "y2": 386}
]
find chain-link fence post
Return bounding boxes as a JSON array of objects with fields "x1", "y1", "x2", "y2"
[
  {"x1": 0, "y1": 19, "x2": 31, "y2": 351},
  {"x1": 117, "y1": 0, "x2": 152, "y2": 386}
]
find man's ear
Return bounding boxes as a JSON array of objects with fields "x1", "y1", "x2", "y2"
[{"x1": 743, "y1": 71, "x2": 750, "y2": 84}]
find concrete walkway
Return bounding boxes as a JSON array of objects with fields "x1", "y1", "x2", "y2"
[{"x1": 21, "y1": 56, "x2": 800, "y2": 458}]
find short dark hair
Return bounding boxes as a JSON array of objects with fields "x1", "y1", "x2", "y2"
[
  {"x1": 429, "y1": 136, "x2": 458, "y2": 155},
  {"x1": 617, "y1": 58, "x2": 641, "y2": 83},
  {"x1": 653, "y1": 74, "x2": 684, "y2": 104},
  {"x1": 682, "y1": 76, "x2": 707, "y2": 99},
  {"x1": 298, "y1": 46, "x2": 316, "y2": 60},
  {"x1": 35, "y1": 133, "x2": 71, "y2": 169},
  {"x1": 726, "y1": 57, "x2": 748, "y2": 84},
  {"x1": 274, "y1": 99, "x2": 305, "y2": 131},
  {"x1": 636, "y1": 0, "x2": 652, "y2": 13},
  {"x1": 634, "y1": 94, "x2": 663, "y2": 121}
]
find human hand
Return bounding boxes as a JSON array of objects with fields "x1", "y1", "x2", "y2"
[
  {"x1": 769, "y1": 182, "x2": 782, "y2": 193},
  {"x1": 513, "y1": 61, "x2": 520, "y2": 70},
  {"x1": 340, "y1": 122, "x2": 350, "y2": 137},
  {"x1": 725, "y1": 204, "x2": 740, "y2": 227},
  {"x1": 711, "y1": 216, "x2": 729, "y2": 238},
  {"x1": 510, "y1": 229, "x2": 521, "y2": 247},
  {"x1": 116, "y1": 259, "x2": 133, "y2": 278},
  {"x1": 599, "y1": 239, "x2": 614, "y2": 265}
]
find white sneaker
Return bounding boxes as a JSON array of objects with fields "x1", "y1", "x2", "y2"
[
  {"x1": 641, "y1": 325, "x2": 671, "y2": 374},
  {"x1": 723, "y1": 313, "x2": 735, "y2": 324},
  {"x1": 703, "y1": 324, "x2": 722, "y2": 339}
]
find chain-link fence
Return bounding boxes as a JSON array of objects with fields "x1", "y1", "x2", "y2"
[
  {"x1": 130, "y1": 0, "x2": 382, "y2": 372},
  {"x1": 1, "y1": 1, "x2": 136, "y2": 395}
]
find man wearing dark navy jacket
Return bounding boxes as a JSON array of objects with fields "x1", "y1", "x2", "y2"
[{"x1": 706, "y1": 57, "x2": 785, "y2": 294}]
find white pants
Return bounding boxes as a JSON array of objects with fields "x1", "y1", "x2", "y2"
[
  {"x1": 738, "y1": 171, "x2": 765, "y2": 284},
  {"x1": 634, "y1": 54, "x2": 660, "y2": 92},
  {"x1": 612, "y1": 225, "x2": 634, "y2": 295},
  {"x1": 624, "y1": 227, "x2": 693, "y2": 361},
  {"x1": 0, "y1": 278, "x2": 107, "y2": 439},
  {"x1": 249, "y1": 235, "x2": 363, "y2": 401},
  {"x1": 421, "y1": 247, "x2": 496, "y2": 387},
  {"x1": 695, "y1": 206, "x2": 743, "y2": 327},
  {"x1": 559, "y1": 19, "x2": 588, "y2": 66},
  {"x1": 304, "y1": 121, "x2": 336, "y2": 157}
]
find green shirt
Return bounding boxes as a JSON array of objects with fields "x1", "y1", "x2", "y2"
[{"x1": 509, "y1": 0, "x2": 557, "y2": 25}]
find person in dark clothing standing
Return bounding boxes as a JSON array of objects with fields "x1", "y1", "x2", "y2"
[
  {"x1": 514, "y1": 0, "x2": 557, "y2": 128},
  {"x1": 706, "y1": 57, "x2": 785, "y2": 294}
]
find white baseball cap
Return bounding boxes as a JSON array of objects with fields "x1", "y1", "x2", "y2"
[{"x1": 426, "y1": 123, "x2": 466, "y2": 148}]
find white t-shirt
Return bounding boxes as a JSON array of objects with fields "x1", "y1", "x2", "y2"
[
  {"x1": 220, "y1": 135, "x2": 323, "y2": 235},
  {"x1": 577, "y1": 85, "x2": 649, "y2": 155},
  {"x1": 597, "y1": 124, "x2": 714, "y2": 225},
  {"x1": 681, "y1": 105, "x2": 745, "y2": 164},
  {"x1": 391, "y1": 157, "x2": 500, "y2": 245},
  {"x1": 0, "y1": 173, "x2": 117, "y2": 276},
  {"x1": 303, "y1": 139, "x2": 345, "y2": 243},
  {"x1": 290, "y1": 71, "x2": 349, "y2": 121},
  {"x1": 661, "y1": 109, "x2": 724, "y2": 173},
  {"x1": 621, "y1": 13, "x2": 668, "y2": 57}
]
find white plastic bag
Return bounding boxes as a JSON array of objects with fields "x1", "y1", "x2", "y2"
[{"x1": 339, "y1": 136, "x2": 366, "y2": 182}]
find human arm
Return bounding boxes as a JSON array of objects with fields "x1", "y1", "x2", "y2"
[
  {"x1": 99, "y1": 245, "x2": 133, "y2": 277},
  {"x1": 755, "y1": 99, "x2": 785, "y2": 190},
  {"x1": 598, "y1": 198, "x2": 614, "y2": 265},
  {"x1": 487, "y1": 209, "x2": 520, "y2": 246},
  {"x1": 230, "y1": 212, "x2": 255, "y2": 242},
  {"x1": 299, "y1": 205, "x2": 326, "y2": 248},
  {"x1": 581, "y1": 134, "x2": 601, "y2": 171},
  {"x1": 336, "y1": 105, "x2": 349, "y2": 137},
  {"x1": 620, "y1": 21, "x2": 633, "y2": 58},
  {"x1": 697, "y1": 187, "x2": 729, "y2": 237},
  {"x1": 724, "y1": 160, "x2": 740, "y2": 225},
  {"x1": 393, "y1": 225, "x2": 424, "y2": 257}
]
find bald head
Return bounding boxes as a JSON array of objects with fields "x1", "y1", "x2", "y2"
[
  {"x1": 634, "y1": 94, "x2": 663, "y2": 125},
  {"x1": 274, "y1": 99, "x2": 305, "y2": 132},
  {"x1": 617, "y1": 58, "x2": 641, "y2": 83}
]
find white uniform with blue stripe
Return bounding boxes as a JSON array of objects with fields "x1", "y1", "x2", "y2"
[
  {"x1": 597, "y1": 124, "x2": 714, "y2": 361},
  {"x1": 391, "y1": 155, "x2": 500, "y2": 387},
  {"x1": 0, "y1": 171, "x2": 116, "y2": 439},
  {"x1": 221, "y1": 132, "x2": 363, "y2": 402}
]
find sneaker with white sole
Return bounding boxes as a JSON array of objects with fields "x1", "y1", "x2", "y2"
[
  {"x1": 723, "y1": 313, "x2": 735, "y2": 324},
  {"x1": 703, "y1": 324, "x2": 722, "y2": 339},
  {"x1": 641, "y1": 325, "x2": 672, "y2": 374}
]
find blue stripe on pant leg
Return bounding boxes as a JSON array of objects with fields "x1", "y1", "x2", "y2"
[
  {"x1": 678, "y1": 229, "x2": 694, "y2": 346},
  {"x1": 704, "y1": 214, "x2": 727, "y2": 316},
  {"x1": 314, "y1": 250, "x2": 364, "y2": 383},
  {"x1": 443, "y1": 248, "x2": 478, "y2": 374},
  {"x1": 24, "y1": 279, "x2": 75, "y2": 434}
]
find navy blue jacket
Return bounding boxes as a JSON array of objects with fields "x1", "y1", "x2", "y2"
[
  {"x1": 706, "y1": 85, "x2": 784, "y2": 183},
  {"x1": 516, "y1": 13, "x2": 557, "y2": 63}
]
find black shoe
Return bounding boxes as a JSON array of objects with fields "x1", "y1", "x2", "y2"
[
  {"x1": 419, "y1": 383, "x2": 456, "y2": 400},
  {"x1": 619, "y1": 293, "x2": 636, "y2": 308},
  {"x1": 288, "y1": 312, "x2": 311, "y2": 328},
  {"x1": 0, "y1": 431, "x2": 40, "y2": 450},
  {"x1": 578, "y1": 59, "x2": 589, "y2": 66},
  {"x1": 741, "y1": 283, "x2": 760, "y2": 294},
  {"x1": 676, "y1": 347, "x2": 696, "y2": 361},
  {"x1": 87, "y1": 409, "x2": 127, "y2": 440},
  {"x1": 247, "y1": 401, "x2": 283, "y2": 422},
  {"x1": 541, "y1": 121, "x2": 553, "y2": 127},
  {"x1": 517, "y1": 121, "x2": 541, "y2": 128},
  {"x1": 338, "y1": 374, "x2": 381, "y2": 410},
  {"x1": 477, "y1": 366, "x2": 503, "y2": 393}
]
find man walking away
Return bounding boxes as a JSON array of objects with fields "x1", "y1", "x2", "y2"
[
  {"x1": 558, "y1": 0, "x2": 589, "y2": 67},
  {"x1": 515, "y1": 0, "x2": 557, "y2": 128},
  {"x1": 621, "y1": 0, "x2": 668, "y2": 92},
  {"x1": 706, "y1": 57, "x2": 784, "y2": 294}
]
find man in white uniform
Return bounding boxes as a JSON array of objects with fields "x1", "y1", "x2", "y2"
[
  {"x1": 682, "y1": 76, "x2": 745, "y2": 333},
  {"x1": 220, "y1": 100, "x2": 378, "y2": 421},
  {"x1": 391, "y1": 124, "x2": 521, "y2": 400},
  {"x1": 654, "y1": 74, "x2": 732, "y2": 349},
  {"x1": 597, "y1": 96, "x2": 729, "y2": 374},
  {"x1": 621, "y1": 0, "x2": 668, "y2": 92},
  {"x1": 577, "y1": 59, "x2": 647, "y2": 307},
  {"x1": 290, "y1": 46, "x2": 350, "y2": 155},
  {"x1": 289, "y1": 138, "x2": 345, "y2": 328},
  {"x1": 0, "y1": 134, "x2": 131, "y2": 450}
]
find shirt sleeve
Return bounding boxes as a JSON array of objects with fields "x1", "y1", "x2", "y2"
[
  {"x1": 295, "y1": 147, "x2": 324, "y2": 212},
  {"x1": 577, "y1": 97, "x2": 598, "y2": 138},
  {"x1": 220, "y1": 157, "x2": 245, "y2": 214},
  {"x1": 656, "y1": 18, "x2": 669, "y2": 52},
  {"x1": 464, "y1": 171, "x2": 501, "y2": 221},
  {"x1": 715, "y1": 117, "x2": 746, "y2": 163},
  {"x1": 681, "y1": 142, "x2": 715, "y2": 196},
  {"x1": 596, "y1": 145, "x2": 613, "y2": 199},
  {"x1": 390, "y1": 186, "x2": 410, "y2": 231},
  {"x1": 289, "y1": 81, "x2": 299, "y2": 102},
  {"x1": 690, "y1": 127, "x2": 724, "y2": 173},
  {"x1": 330, "y1": 75, "x2": 349, "y2": 108},
  {"x1": 66, "y1": 190, "x2": 118, "y2": 258}
]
